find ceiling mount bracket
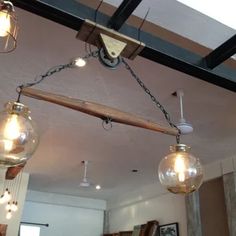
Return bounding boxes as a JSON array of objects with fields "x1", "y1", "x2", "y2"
[
  {"x1": 77, "y1": 19, "x2": 145, "y2": 60},
  {"x1": 100, "y1": 33, "x2": 127, "y2": 59},
  {"x1": 98, "y1": 48, "x2": 121, "y2": 69}
]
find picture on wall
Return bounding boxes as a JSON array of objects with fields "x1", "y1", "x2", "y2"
[
  {"x1": 0, "y1": 224, "x2": 7, "y2": 236},
  {"x1": 159, "y1": 223, "x2": 179, "y2": 236}
]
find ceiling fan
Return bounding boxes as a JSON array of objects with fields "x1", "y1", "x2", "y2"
[
  {"x1": 175, "y1": 89, "x2": 193, "y2": 135},
  {"x1": 79, "y1": 160, "x2": 100, "y2": 190}
]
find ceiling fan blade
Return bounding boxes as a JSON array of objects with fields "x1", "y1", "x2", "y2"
[{"x1": 21, "y1": 87, "x2": 178, "y2": 136}]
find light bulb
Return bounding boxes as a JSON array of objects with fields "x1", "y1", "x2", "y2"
[
  {"x1": 3, "y1": 114, "x2": 20, "y2": 152},
  {"x1": 174, "y1": 154, "x2": 186, "y2": 182},
  {"x1": 95, "y1": 185, "x2": 101, "y2": 190},
  {"x1": 0, "y1": 10, "x2": 10, "y2": 37},
  {"x1": 4, "y1": 114, "x2": 20, "y2": 140},
  {"x1": 3, "y1": 139, "x2": 13, "y2": 151},
  {"x1": 0, "y1": 194, "x2": 5, "y2": 204},
  {"x1": 5, "y1": 202, "x2": 11, "y2": 211},
  {"x1": 6, "y1": 210, "x2": 12, "y2": 220},
  {"x1": 11, "y1": 201, "x2": 18, "y2": 212},
  {"x1": 74, "y1": 58, "x2": 86, "y2": 67},
  {"x1": 158, "y1": 144, "x2": 203, "y2": 194},
  {"x1": 4, "y1": 189, "x2": 11, "y2": 202}
]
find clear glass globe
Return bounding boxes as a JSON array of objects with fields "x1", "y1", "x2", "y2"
[
  {"x1": 158, "y1": 144, "x2": 203, "y2": 194},
  {"x1": 0, "y1": 101, "x2": 39, "y2": 166}
]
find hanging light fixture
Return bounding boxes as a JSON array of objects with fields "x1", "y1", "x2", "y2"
[
  {"x1": 0, "y1": 41, "x2": 202, "y2": 194},
  {"x1": 6, "y1": 209, "x2": 12, "y2": 220},
  {"x1": 5, "y1": 201, "x2": 11, "y2": 210},
  {"x1": 0, "y1": 168, "x2": 23, "y2": 219},
  {"x1": 11, "y1": 201, "x2": 18, "y2": 212},
  {"x1": 0, "y1": 188, "x2": 11, "y2": 203},
  {"x1": 158, "y1": 144, "x2": 203, "y2": 194},
  {"x1": 0, "y1": 101, "x2": 39, "y2": 167},
  {"x1": 0, "y1": 0, "x2": 18, "y2": 53}
]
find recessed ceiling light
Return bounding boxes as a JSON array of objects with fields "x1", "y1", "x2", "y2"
[
  {"x1": 95, "y1": 185, "x2": 101, "y2": 190},
  {"x1": 74, "y1": 58, "x2": 86, "y2": 67}
]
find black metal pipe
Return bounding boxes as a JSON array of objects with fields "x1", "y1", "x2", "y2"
[
  {"x1": 205, "y1": 34, "x2": 236, "y2": 69},
  {"x1": 141, "y1": 46, "x2": 236, "y2": 92},
  {"x1": 107, "y1": 0, "x2": 142, "y2": 30},
  {"x1": 12, "y1": 0, "x2": 85, "y2": 31},
  {"x1": 21, "y1": 222, "x2": 49, "y2": 227}
]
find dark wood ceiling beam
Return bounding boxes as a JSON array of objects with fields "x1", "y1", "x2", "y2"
[
  {"x1": 205, "y1": 35, "x2": 236, "y2": 69},
  {"x1": 12, "y1": 0, "x2": 85, "y2": 31},
  {"x1": 140, "y1": 47, "x2": 236, "y2": 92},
  {"x1": 107, "y1": 0, "x2": 143, "y2": 30}
]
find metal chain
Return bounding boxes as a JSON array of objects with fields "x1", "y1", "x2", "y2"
[
  {"x1": 15, "y1": 47, "x2": 180, "y2": 142},
  {"x1": 16, "y1": 50, "x2": 99, "y2": 102},
  {"x1": 121, "y1": 58, "x2": 180, "y2": 143}
]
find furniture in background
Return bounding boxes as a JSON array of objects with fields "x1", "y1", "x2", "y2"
[{"x1": 105, "y1": 220, "x2": 159, "y2": 236}]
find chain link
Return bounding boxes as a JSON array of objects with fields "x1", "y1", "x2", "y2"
[
  {"x1": 121, "y1": 58, "x2": 180, "y2": 143},
  {"x1": 16, "y1": 50, "x2": 99, "y2": 102},
  {"x1": 15, "y1": 48, "x2": 180, "y2": 142}
]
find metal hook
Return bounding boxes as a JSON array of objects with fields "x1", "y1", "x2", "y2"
[
  {"x1": 102, "y1": 117, "x2": 113, "y2": 131},
  {"x1": 95, "y1": 0, "x2": 104, "y2": 23},
  {"x1": 16, "y1": 85, "x2": 23, "y2": 102},
  {"x1": 138, "y1": 7, "x2": 150, "y2": 41}
]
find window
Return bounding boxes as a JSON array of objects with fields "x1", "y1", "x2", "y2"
[
  {"x1": 177, "y1": 0, "x2": 236, "y2": 29},
  {"x1": 19, "y1": 225, "x2": 40, "y2": 236}
]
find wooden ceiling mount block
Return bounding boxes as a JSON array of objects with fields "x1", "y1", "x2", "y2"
[
  {"x1": 76, "y1": 19, "x2": 145, "y2": 60},
  {"x1": 6, "y1": 162, "x2": 26, "y2": 180}
]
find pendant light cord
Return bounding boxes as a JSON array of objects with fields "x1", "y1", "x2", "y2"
[{"x1": 121, "y1": 58, "x2": 180, "y2": 144}]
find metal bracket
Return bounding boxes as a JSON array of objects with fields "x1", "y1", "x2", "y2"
[
  {"x1": 100, "y1": 33, "x2": 126, "y2": 59},
  {"x1": 76, "y1": 19, "x2": 145, "y2": 60}
]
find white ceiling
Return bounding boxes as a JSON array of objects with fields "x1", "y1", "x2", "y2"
[{"x1": 0, "y1": 2, "x2": 236, "y2": 200}]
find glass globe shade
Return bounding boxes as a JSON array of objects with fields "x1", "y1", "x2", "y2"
[
  {"x1": 0, "y1": 1, "x2": 18, "y2": 53},
  {"x1": 5, "y1": 202, "x2": 11, "y2": 211},
  {"x1": 3, "y1": 189, "x2": 11, "y2": 202},
  {"x1": 158, "y1": 144, "x2": 203, "y2": 194},
  {"x1": 0, "y1": 101, "x2": 39, "y2": 166},
  {"x1": 0, "y1": 194, "x2": 5, "y2": 204},
  {"x1": 11, "y1": 201, "x2": 18, "y2": 212},
  {"x1": 6, "y1": 210, "x2": 12, "y2": 220}
]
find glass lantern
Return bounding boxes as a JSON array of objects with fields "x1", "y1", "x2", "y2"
[
  {"x1": 158, "y1": 144, "x2": 203, "y2": 194},
  {"x1": 0, "y1": 101, "x2": 39, "y2": 166},
  {"x1": 0, "y1": 1, "x2": 18, "y2": 53}
]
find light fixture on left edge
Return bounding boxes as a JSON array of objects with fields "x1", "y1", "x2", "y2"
[
  {"x1": 0, "y1": 101, "x2": 39, "y2": 167},
  {"x1": 0, "y1": 0, "x2": 18, "y2": 53}
]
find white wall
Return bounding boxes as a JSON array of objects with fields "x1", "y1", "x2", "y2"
[
  {"x1": 0, "y1": 169, "x2": 29, "y2": 236},
  {"x1": 21, "y1": 191, "x2": 106, "y2": 236},
  {"x1": 107, "y1": 156, "x2": 236, "y2": 236},
  {"x1": 109, "y1": 193, "x2": 187, "y2": 236}
]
